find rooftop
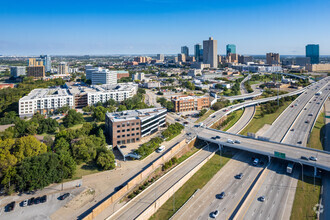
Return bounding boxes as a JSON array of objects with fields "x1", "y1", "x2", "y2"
[
  {"x1": 171, "y1": 95, "x2": 209, "y2": 101},
  {"x1": 20, "y1": 88, "x2": 71, "y2": 101},
  {"x1": 106, "y1": 107, "x2": 167, "y2": 122}
]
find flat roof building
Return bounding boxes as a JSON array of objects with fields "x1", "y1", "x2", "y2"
[
  {"x1": 10, "y1": 66, "x2": 26, "y2": 77},
  {"x1": 171, "y1": 95, "x2": 210, "y2": 112},
  {"x1": 203, "y1": 37, "x2": 218, "y2": 68},
  {"x1": 26, "y1": 66, "x2": 45, "y2": 78},
  {"x1": 105, "y1": 107, "x2": 167, "y2": 146}
]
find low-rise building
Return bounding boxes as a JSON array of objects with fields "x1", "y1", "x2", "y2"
[
  {"x1": 105, "y1": 107, "x2": 167, "y2": 146},
  {"x1": 10, "y1": 66, "x2": 26, "y2": 77},
  {"x1": 306, "y1": 64, "x2": 330, "y2": 72},
  {"x1": 26, "y1": 66, "x2": 45, "y2": 78},
  {"x1": 117, "y1": 70, "x2": 129, "y2": 79},
  {"x1": 188, "y1": 69, "x2": 202, "y2": 77},
  {"x1": 171, "y1": 95, "x2": 210, "y2": 112}
]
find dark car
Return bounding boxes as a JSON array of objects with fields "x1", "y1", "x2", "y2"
[
  {"x1": 301, "y1": 156, "x2": 309, "y2": 161},
  {"x1": 6, "y1": 201, "x2": 15, "y2": 212},
  {"x1": 235, "y1": 173, "x2": 243, "y2": 179},
  {"x1": 211, "y1": 136, "x2": 217, "y2": 140},
  {"x1": 258, "y1": 196, "x2": 265, "y2": 202},
  {"x1": 120, "y1": 145, "x2": 127, "y2": 149},
  {"x1": 216, "y1": 192, "x2": 226, "y2": 199},
  {"x1": 216, "y1": 136, "x2": 220, "y2": 139},
  {"x1": 28, "y1": 197, "x2": 35, "y2": 206},
  {"x1": 212, "y1": 115, "x2": 216, "y2": 118},
  {"x1": 297, "y1": 141, "x2": 302, "y2": 144},
  {"x1": 59, "y1": 193, "x2": 70, "y2": 200},
  {"x1": 40, "y1": 195, "x2": 47, "y2": 203},
  {"x1": 34, "y1": 197, "x2": 41, "y2": 204}
]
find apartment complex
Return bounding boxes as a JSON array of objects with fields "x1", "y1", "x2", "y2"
[
  {"x1": 266, "y1": 53, "x2": 280, "y2": 65},
  {"x1": 203, "y1": 37, "x2": 218, "y2": 68},
  {"x1": 58, "y1": 62, "x2": 69, "y2": 75},
  {"x1": 105, "y1": 107, "x2": 167, "y2": 146},
  {"x1": 10, "y1": 66, "x2": 26, "y2": 77},
  {"x1": 171, "y1": 95, "x2": 210, "y2": 112},
  {"x1": 19, "y1": 83, "x2": 138, "y2": 117},
  {"x1": 19, "y1": 88, "x2": 74, "y2": 117}
]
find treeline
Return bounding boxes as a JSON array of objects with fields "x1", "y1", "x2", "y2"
[
  {"x1": 259, "y1": 95, "x2": 297, "y2": 117},
  {"x1": 211, "y1": 99, "x2": 231, "y2": 111},
  {"x1": 83, "y1": 88, "x2": 151, "y2": 121},
  {"x1": 0, "y1": 122, "x2": 115, "y2": 193},
  {"x1": 244, "y1": 81, "x2": 254, "y2": 93},
  {"x1": 157, "y1": 97, "x2": 174, "y2": 111},
  {"x1": 222, "y1": 78, "x2": 244, "y2": 96},
  {"x1": 162, "y1": 122, "x2": 184, "y2": 141},
  {"x1": 135, "y1": 137, "x2": 163, "y2": 159},
  {"x1": 0, "y1": 77, "x2": 65, "y2": 117}
]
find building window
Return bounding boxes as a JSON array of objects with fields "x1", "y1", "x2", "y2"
[
  {"x1": 136, "y1": 133, "x2": 139, "y2": 136},
  {"x1": 122, "y1": 124, "x2": 125, "y2": 127},
  {"x1": 122, "y1": 135, "x2": 125, "y2": 137},
  {"x1": 127, "y1": 134, "x2": 130, "y2": 137},
  {"x1": 117, "y1": 125, "x2": 120, "y2": 128},
  {"x1": 117, "y1": 135, "x2": 120, "y2": 138},
  {"x1": 136, "y1": 127, "x2": 140, "y2": 130},
  {"x1": 117, "y1": 130, "x2": 120, "y2": 133},
  {"x1": 136, "y1": 122, "x2": 139, "y2": 125},
  {"x1": 127, "y1": 129, "x2": 130, "y2": 131},
  {"x1": 122, "y1": 130, "x2": 125, "y2": 132},
  {"x1": 132, "y1": 128, "x2": 135, "y2": 131},
  {"x1": 132, "y1": 133, "x2": 135, "y2": 136},
  {"x1": 136, "y1": 138, "x2": 139, "y2": 141},
  {"x1": 131, "y1": 122, "x2": 135, "y2": 125},
  {"x1": 117, "y1": 141, "x2": 121, "y2": 144}
]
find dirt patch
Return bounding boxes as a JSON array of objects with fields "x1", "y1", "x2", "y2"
[{"x1": 63, "y1": 188, "x2": 95, "y2": 210}]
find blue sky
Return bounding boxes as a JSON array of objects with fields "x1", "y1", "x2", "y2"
[{"x1": 1, "y1": 0, "x2": 329, "y2": 55}]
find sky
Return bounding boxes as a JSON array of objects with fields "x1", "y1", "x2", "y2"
[{"x1": 0, "y1": 0, "x2": 329, "y2": 56}]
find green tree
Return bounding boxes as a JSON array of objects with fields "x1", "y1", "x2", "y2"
[{"x1": 62, "y1": 109, "x2": 84, "y2": 127}]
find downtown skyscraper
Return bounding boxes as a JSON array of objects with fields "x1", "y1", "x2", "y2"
[
  {"x1": 306, "y1": 44, "x2": 319, "y2": 64},
  {"x1": 226, "y1": 44, "x2": 236, "y2": 56},
  {"x1": 203, "y1": 37, "x2": 218, "y2": 68},
  {"x1": 194, "y1": 44, "x2": 202, "y2": 62}
]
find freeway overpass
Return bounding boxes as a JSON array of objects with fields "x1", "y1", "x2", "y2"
[
  {"x1": 277, "y1": 72, "x2": 308, "y2": 80},
  {"x1": 197, "y1": 127, "x2": 330, "y2": 171}
]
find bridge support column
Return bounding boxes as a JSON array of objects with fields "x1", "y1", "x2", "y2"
[
  {"x1": 218, "y1": 144, "x2": 222, "y2": 167},
  {"x1": 299, "y1": 162, "x2": 304, "y2": 189},
  {"x1": 268, "y1": 155, "x2": 271, "y2": 164},
  {"x1": 314, "y1": 166, "x2": 317, "y2": 191}
]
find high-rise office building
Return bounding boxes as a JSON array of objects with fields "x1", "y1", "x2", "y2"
[
  {"x1": 28, "y1": 58, "x2": 43, "y2": 67},
  {"x1": 40, "y1": 55, "x2": 51, "y2": 72},
  {"x1": 157, "y1": 54, "x2": 164, "y2": 61},
  {"x1": 10, "y1": 66, "x2": 26, "y2": 77},
  {"x1": 266, "y1": 53, "x2": 280, "y2": 65},
  {"x1": 203, "y1": 37, "x2": 218, "y2": 68},
  {"x1": 178, "y1": 53, "x2": 186, "y2": 62},
  {"x1": 194, "y1": 44, "x2": 202, "y2": 62},
  {"x1": 226, "y1": 44, "x2": 236, "y2": 56},
  {"x1": 26, "y1": 66, "x2": 45, "y2": 78},
  {"x1": 92, "y1": 69, "x2": 117, "y2": 85},
  {"x1": 181, "y1": 46, "x2": 189, "y2": 57},
  {"x1": 58, "y1": 62, "x2": 69, "y2": 75},
  {"x1": 306, "y1": 44, "x2": 319, "y2": 64}
]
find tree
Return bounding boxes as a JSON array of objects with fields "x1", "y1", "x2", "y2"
[
  {"x1": 117, "y1": 105, "x2": 127, "y2": 112},
  {"x1": 13, "y1": 136, "x2": 47, "y2": 163},
  {"x1": 62, "y1": 110, "x2": 84, "y2": 127},
  {"x1": 96, "y1": 150, "x2": 115, "y2": 170}
]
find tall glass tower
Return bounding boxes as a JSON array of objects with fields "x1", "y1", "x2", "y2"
[
  {"x1": 194, "y1": 44, "x2": 202, "y2": 62},
  {"x1": 40, "y1": 55, "x2": 52, "y2": 72},
  {"x1": 226, "y1": 44, "x2": 236, "y2": 56},
  {"x1": 181, "y1": 46, "x2": 189, "y2": 57},
  {"x1": 306, "y1": 44, "x2": 319, "y2": 64}
]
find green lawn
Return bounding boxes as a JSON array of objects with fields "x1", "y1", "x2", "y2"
[
  {"x1": 307, "y1": 113, "x2": 325, "y2": 150},
  {"x1": 290, "y1": 176, "x2": 321, "y2": 220},
  {"x1": 149, "y1": 151, "x2": 232, "y2": 220},
  {"x1": 65, "y1": 162, "x2": 102, "y2": 181},
  {"x1": 220, "y1": 89, "x2": 241, "y2": 96},
  {"x1": 240, "y1": 101, "x2": 292, "y2": 136},
  {"x1": 223, "y1": 109, "x2": 244, "y2": 131},
  {"x1": 195, "y1": 109, "x2": 215, "y2": 123}
]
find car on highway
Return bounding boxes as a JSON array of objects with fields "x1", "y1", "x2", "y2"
[
  {"x1": 227, "y1": 139, "x2": 234, "y2": 144},
  {"x1": 258, "y1": 196, "x2": 265, "y2": 202},
  {"x1": 235, "y1": 173, "x2": 243, "y2": 179},
  {"x1": 253, "y1": 158, "x2": 259, "y2": 166},
  {"x1": 216, "y1": 136, "x2": 220, "y2": 139},
  {"x1": 308, "y1": 113, "x2": 314, "y2": 116},
  {"x1": 305, "y1": 120, "x2": 309, "y2": 123},
  {"x1": 183, "y1": 121, "x2": 189, "y2": 125},
  {"x1": 301, "y1": 156, "x2": 309, "y2": 161},
  {"x1": 291, "y1": 128, "x2": 294, "y2": 131},
  {"x1": 309, "y1": 156, "x2": 318, "y2": 161},
  {"x1": 211, "y1": 136, "x2": 217, "y2": 140},
  {"x1": 304, "y1": 108, "x2": 307, "y2": 110},
  {"x1": 234, "y1": 140, "x2": 241, "y2": 144},
  {"x1": 212, "y1": 115, "x2": 216, "y2": 118},
  {"x1": 317, "y1": 102, "x2": 320, "y2": 104},
  {"x1": 59, "y1": 193, "x2": 70, "y2": 200},
  {"x1": 210, "y1": 210, "x2": 219, "y2": 218},
  {"x1": 5, "y1": 201, "x2": 15, "y2": 212},
  {"x1": 297, "y1": 141, "x2": 302, "y2": 144},
  {"x1": 217, "y1": 191, "x2": 226, "y2": 199}
]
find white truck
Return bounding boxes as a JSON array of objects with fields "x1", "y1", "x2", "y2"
[{"x1": 287, "y1": 162, "x2": 294, "y2": 174}]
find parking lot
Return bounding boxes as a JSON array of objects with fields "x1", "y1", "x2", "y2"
[{"x1": 0, "y1": 187, "x2": 84, "y2": 220}]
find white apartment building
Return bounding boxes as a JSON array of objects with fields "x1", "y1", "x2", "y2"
[{"x1": 19, "y1": 88, "x2": 74, "y2": 117}]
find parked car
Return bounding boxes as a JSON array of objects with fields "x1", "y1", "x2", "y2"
[
  {"x1": 40, "y1": 195, "x2": 47, "y2": 203},
  {"x1": 210, "y1": 210, "x2": 219, "y2": 218},
  {"x1": 34, "y1": 197, "x2": 41, "y2": 204},
  {"x1": 156, "y1": 145, "x2": 165, "y2": 153},
  {"x1": 120, "y1": 145, "x2": 127, "y2": 149},
  {"x1": 59, "y1": 193, "x2": 70, "y2": 200},
  {"x1": 6, "y1": 201, "x2": 15, "y2": 212},
  {"x1": 297, "y1": 141, "x2": 302, "y2": 144},
  {"x1": 28, "y1": 197, "x2": 35, "y2": 206},
  {"x1": 22, "y1": 199, "x2": 28, "y2": 207}
]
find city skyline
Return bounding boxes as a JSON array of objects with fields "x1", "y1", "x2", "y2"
[{"x1": 1, "y1": 0, "x2": 330, "y2": 55}]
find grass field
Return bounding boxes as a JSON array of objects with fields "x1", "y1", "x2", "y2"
[
  {"x1": 240, "y1": 101, "x2": 292, "y2": 136},
  {"x1": 195, "y1": 109, "x2": 215, "y2": 123},
  {"x1": 149, "y1": 151, "x2": 232, "y2": 220},
  {"x1": 67, "y1": 162, "x2": 102, "y2": 181},
  {"x1": 290, "y1": 175, "x2": 321, "y2": 220},
  {"x1": 307, "y1": 113, "x2": 325, "y2": 150},
  {"x1": 223, "y1": 109, "x2": 244, "y2": 131}
]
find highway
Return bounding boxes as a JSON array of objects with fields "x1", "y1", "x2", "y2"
[
  {"x1": 108, "y1": 145, "x2": 217, "y2": 220},
  {"x1": 227, "y1": 106, "x2": 255, "y2": 134}
]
